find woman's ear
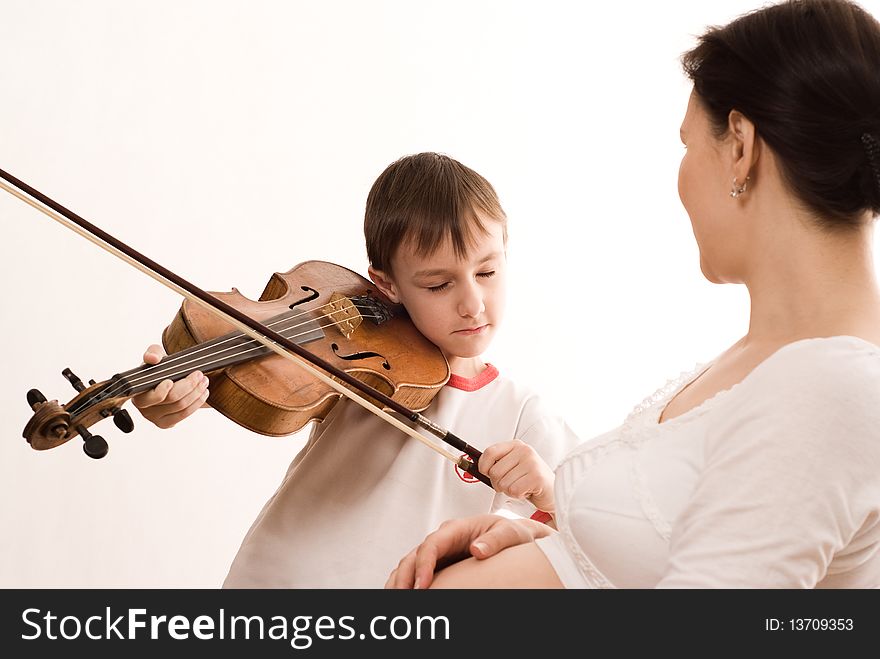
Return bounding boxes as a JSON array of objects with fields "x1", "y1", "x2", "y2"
[
  {"x1": 727, "y1": 109, "x2": 760, "y2": 184},
  {"x1": 368, "y1": 266, "x2": 401, "y2": 303}
]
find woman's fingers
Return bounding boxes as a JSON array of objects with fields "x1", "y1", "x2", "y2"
[
  {"x1": 471, "y1": 518, "x2": 552, "y2": 559},
  {"x1": 385, "y1": 550, "x2": 418, "y2": 589},
  {"x1": 385, "y1": 515, "x2": 501, "y2": 589}
]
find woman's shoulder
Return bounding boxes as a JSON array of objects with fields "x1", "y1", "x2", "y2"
[
  {"x1": 774, "y1": 334, "x2": 880, "y2": 357},
  {"x1": 698, "y1": 336, "x2": 880, "y2": 486},
  {"x1": 755, "y1": 335, "x2": 880, "y2": 393},
  {"x1": 719, "y1": 335, "x2": 880, "y2": 446}
]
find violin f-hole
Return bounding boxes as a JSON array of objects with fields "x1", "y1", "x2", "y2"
[
  {"x1": 331, "y1": 343, "x2": 391, "y2": 370},
  {"x1": 289, "y1": 287, "x2": 320, "y2": 309}
]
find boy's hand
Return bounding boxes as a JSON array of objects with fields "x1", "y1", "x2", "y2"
[
  {"x1": 479, "y1": 439, "x2": 555, "y2": 513},
  {"x1": 130, "y1": 344, "x2": 210, "y2": 429}
]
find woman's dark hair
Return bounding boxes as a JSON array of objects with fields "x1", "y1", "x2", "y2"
[{"x1": 682, "y1": 0, "x2": 880, "y2": 227}]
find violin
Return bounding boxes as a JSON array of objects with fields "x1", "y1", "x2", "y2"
[
  {"x1": 23, "y1": 260, "x2": 449, "y2": 456},
  {"x1": 4, "y1": 166, "x2": 491, "y2": 485}
]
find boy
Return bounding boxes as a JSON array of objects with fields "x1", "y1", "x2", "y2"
[{"x1": 133, "y1": 152, "x2": 579, "y2": 587}]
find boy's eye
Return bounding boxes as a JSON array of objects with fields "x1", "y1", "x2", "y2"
[
  {"x1": 427, "y1": 283, "x2": 449, "y2": 293},
  {"x1": 477, "y1": 271, "x2": 496, "y2": 279}
]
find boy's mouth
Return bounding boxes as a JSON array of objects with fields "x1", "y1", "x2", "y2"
[{"x1": 454, "y1": 324, "x2": 488, "y2": 335}]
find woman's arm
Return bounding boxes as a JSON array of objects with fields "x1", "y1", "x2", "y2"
[{"x1": 430, "y1": 541, "x2": 563, "y2": 589}]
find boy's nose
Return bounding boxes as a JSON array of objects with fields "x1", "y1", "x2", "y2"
[{"x1": 457, "y1": 282, "x2": 485, "y2": 318}]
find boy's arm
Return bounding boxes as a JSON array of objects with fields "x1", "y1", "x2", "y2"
[
  {"x1": 481, "y1": 413, "x2": 581, "y2": 521},
  {"x1": 130, "y1": 344, "x2": 210, "y2": 429}
]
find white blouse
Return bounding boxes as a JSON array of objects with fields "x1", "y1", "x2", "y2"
[{"x1": 536, "y1": 336, "x2": 880, "y2": 588}]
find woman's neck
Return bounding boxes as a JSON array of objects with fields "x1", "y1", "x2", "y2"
[{"x1": 743, "y1": 221, "x2": 880, "y2": 345}]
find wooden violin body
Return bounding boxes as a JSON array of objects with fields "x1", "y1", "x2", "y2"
[
  {"x1": 163, "y1": 260, "x2": 449, "y2": 435},
  {"x1": 23, "y1": 261, "x2": 449, "y2": 452}
]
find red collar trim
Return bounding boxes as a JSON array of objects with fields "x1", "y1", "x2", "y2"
[{"x1": 446, "y1": 364, "x2": 499, "y2": 392}]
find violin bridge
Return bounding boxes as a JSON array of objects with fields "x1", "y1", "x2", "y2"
[{"x1": 327, "y1": 292, "x2": 363, "y2": 339}]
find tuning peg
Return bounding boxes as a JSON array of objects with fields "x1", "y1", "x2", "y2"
[
  {"x1": 112, "y1": 408, "x2": 134, "y2": 433},
  {"x1": 62, "y1": 368, "x2": 86, "y2": 392},
  {"x1": 77, "y1": 425, "x2": 108, "y2": 459},
  {"x1": 26, "y1": 389, "x2": 48, "y2": 410}
]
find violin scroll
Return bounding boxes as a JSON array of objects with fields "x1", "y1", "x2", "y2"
[
  {"x1": 23, "y1": 390, "x2": 70, "y2": 448},
  {"x1": 22, "y1": 368, "x2": 134, "y2": 458}
]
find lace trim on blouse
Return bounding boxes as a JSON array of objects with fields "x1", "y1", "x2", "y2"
[{"x1": 553, "y1": 363, "x2": 708, "y2": 587}]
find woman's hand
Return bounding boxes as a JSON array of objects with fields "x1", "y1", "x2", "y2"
[
  {"x1": 130, "y1": 344, "x2": 210, "y2": 429},
  {"x1": 479, "y1": 439, "x2": 556, "y2": 513},
  {"x1": 385, "y1": 514, "x2": 554, "y2": 589}
]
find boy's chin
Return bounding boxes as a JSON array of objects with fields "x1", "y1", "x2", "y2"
[{"x1": 442, "y1": 336, "x2": 493, "y2": 360}]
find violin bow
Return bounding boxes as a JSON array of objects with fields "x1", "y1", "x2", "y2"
[{"x1": 0, "y1": 167, "x2": 492, "y2": 487}]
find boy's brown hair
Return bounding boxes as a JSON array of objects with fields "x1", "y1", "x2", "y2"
[{"x1": 364, "y1": 152, "x2": 507, "y2": 273}]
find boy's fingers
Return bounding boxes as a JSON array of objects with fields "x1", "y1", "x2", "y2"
[
  {"x1": 158, "y1": 375, "x2": 209, "y2": 413},
  {"x1": 152, "y1": 389, "x2": 210, "y2": 428},
  {"x1": 477, "y1": 440, "x2": 514, "y2": 475},
  {"x1": 480, "y1": 440, "x2": 531, "y2": 484},
  {"x1": 131, "y1": 379, "x2": 175, "y2": 408},
  {"x1": 488, "y1": 455, "x2": 540, "y2": 497},
  {"x1": 485, "y1": 450, "x2": 523, "y2": 486},
  {"x1": 132, "y1": 372, "x2": 207, "y2": 411},
  {"x1": 142, "y1": 344, "x2": 166, "y2": 365},
  {"x1": 496, "y1": 469, "x2": 534, "y2": 499}
]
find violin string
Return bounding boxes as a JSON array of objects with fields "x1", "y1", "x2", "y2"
[
  {"x1": 69, "y1": 304, "x2": 384, "y2": 415},
  {"x1": 90, "y1": 301, "x2": 337, "y2": 409},
  {"x1": 122, "y1": 300, "x2": 354, "y2": 383},
  {"x1": 70, "y1": 311, "x2": 384, "y2": 416},
  {"x1": 120, "y1": 302, "x2": 374, "y2": 390},
  {"x1": 70, "y1": 307, "x2": 383, "y2": 414}
]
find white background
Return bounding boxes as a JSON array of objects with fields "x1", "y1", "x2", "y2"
[{"x1": 2, "y1": 0, "x2": 878, "y2": 587}]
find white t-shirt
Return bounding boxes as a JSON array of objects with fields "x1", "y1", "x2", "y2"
[
  {"x1": 537, "y1": 336, "x2": 880, "y2": 588},
  {"x1": 223, "y1": 364, "x2": 580, "y2": 588}
]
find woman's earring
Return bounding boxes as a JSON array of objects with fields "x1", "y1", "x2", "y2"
[{"x1": 730, "y1": 176, "x2": 750, "y2": 198}]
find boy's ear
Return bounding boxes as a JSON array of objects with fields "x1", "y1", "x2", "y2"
[{"x1": 367, "y1": 266, "x2": 401, "y2": 303}]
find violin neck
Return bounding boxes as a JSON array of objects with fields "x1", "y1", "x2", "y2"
[{"x1": 116, "y1": 321, "x2": 324, "y2": 397}]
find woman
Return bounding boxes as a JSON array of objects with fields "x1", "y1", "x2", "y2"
[{"x1": 386, "y1": 0, "x2": 880, "y2": 589}]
